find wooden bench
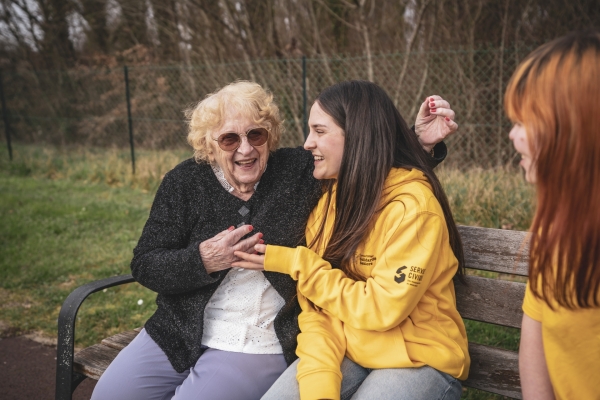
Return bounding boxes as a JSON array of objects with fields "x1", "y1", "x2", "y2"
[{"x1": 55, "y1": 225, "x2": 529, "y2": 400}]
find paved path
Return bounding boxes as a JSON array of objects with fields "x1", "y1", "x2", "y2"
[{"x1": 0, "y1": 335, "x2": 96, "y2": 400}]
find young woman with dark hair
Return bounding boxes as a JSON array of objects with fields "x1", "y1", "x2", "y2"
[
  {"x1": 235, "y1": 80, "x2": 469, "y2": 399},
  {"x1": 505, "y1": 30, "x2": 600, "y2": 400}
]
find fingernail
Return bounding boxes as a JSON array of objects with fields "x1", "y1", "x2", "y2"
[
  {"x1": 228, "y1": 226, "x2": 235, "y2": 231},
  {"x1": 258, "y1": 232, "x2": 263, "y2": 239},
  {"x1": 430, "y1": 97, "x2": 434, "y2": 102},
  {"x1": 259, "y1": 239, "x2": 264, "y2": 244},
  {"x1": 445, "y1": 117, "x2": 450, "y2": 121},
  {"x1": 248, "y1": 225, "x2": 254, "y2": 231},
  {"x1": 431, "y1": 108, "x2": 437, "y2": 112}
]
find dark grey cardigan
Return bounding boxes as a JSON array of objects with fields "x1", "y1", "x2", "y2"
[{"x1": 131, "y1": 147, "x2": 322, "y2": 373}]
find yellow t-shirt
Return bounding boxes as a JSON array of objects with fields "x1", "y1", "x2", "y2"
[{"x1": 522, "y1": 284, "x2": 600, "y2": 400}]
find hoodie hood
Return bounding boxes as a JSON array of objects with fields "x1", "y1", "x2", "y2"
[
  {"x1": 379, "y1": 167, "x2": 433, "y2": 206},
  {"x1": 326, "y1": 167, "x2": 433, "y2": 212}
]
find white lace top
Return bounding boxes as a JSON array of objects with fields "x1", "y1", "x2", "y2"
[{"x1": 201, "y1": 165, "x2": 285, "y2": 354}]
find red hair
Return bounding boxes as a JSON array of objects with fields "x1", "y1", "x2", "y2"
[{"x1": 504, "y1": 30, "x2": 600, "y2": 308}]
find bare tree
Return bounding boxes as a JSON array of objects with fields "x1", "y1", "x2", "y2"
[{"x1": 81, "y1": 0, "x2": 109, "y2": 54}]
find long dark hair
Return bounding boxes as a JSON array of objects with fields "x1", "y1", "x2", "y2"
[{"x1": 309, "y1": 80, "x2": 465, "y2": 282}]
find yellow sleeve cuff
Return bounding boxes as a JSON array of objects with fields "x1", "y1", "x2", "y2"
[
  {"x1": 264, "y1": 244, "x2": 298, "y2": 276},
  {"x1": 298, "y1": 371, "x2": 342, "y2": 400}
]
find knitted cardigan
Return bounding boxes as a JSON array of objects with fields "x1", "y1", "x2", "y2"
[{"x1": 131, "y1": 147, "x2": 322, "y2": 373}]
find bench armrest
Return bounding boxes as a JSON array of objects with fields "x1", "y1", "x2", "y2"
[{"x1": 55, "y1": 274, "x2": 135, "y2": 400}]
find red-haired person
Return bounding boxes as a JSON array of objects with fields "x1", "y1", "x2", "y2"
[{"x1": 505, "y1": 31, "x2": 600, "y2": 400}]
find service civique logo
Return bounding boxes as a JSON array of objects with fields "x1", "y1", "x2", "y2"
[
  {"x1": 358, "y1": 254, "x2": 425, "y2": 287},
  {"x1": 395, "y1": 265, "x2": 426, "y2": 287}
]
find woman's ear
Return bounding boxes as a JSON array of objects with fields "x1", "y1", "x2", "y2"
[{"x1": 205, "y1": 135, "x2": 216, "y2": 163}]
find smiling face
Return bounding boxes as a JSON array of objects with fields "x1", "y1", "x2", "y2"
[
  {"x1": 209, "y1": 110, "x2": 269, "y2": 197},
  {"x1": 304, "y1": 102, "x2": 345, "y2": 180},
  {"x1": 509, "y1": 123, "x2": 536, "y2": 183}
]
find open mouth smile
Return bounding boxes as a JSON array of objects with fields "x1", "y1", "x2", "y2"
[{"x1": 235, "y1": 159, "x2": 257, "y2": 168}]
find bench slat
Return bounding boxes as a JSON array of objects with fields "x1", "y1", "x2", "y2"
[
  {"x1": 101, "y1": 329, "x2": 141, "y2": 350},
  {"x1": 464, "y1": 343, "x2": 522, "y2": 399},
  {"x1": 74, "y1": 344, "x2": 120, "y2": 380},
  {"x1": 456, "y1": 275, "x2": 526, "y2": 329},
  {"x1": 458, "y1": 225, "x2": 529, "y2": 276}
]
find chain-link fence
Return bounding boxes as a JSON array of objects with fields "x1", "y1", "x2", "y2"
[{"x1": 0, "y1": 47, "x2": 533, "y2": 169}]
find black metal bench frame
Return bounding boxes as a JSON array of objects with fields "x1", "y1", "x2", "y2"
[{"x1": 55, "y1": 275, "x2": 135, "y2": 400}]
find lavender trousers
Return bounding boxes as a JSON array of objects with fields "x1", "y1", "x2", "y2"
[{"x1": 91, "y1": 328, "x2": 288, "y2": 400}]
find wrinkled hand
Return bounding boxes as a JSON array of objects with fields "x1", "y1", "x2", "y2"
[
  {"x1": 232, "y1": 244, "x2": 267, "y2": 271},
  {"x1": 414, "y1": 95, "x2": 458, "y2": 152},
  {"x1": 199, "y1": 225, "x2": 263, "y2": 274}
]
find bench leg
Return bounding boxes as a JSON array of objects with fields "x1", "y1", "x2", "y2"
[
  {"x1": 71, "y1": 373, "x2": 87, "y2": 392},
  {"x1": 55, "y1": 274, "x2": 135, "y2": 400},
  {"x1": 55, "y1": 321, "x2": 76, "y2": 400},
  {"x1": 55, "y1": 371, "x2": 87, "y2": 400}
]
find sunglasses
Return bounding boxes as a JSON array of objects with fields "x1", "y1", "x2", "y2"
[{"x1": 212, "y1": 127, "x2": 270, "y2": 151}]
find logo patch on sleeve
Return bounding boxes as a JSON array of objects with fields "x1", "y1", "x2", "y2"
[
  {"x1": 394, "y1": 266, "x2": 407, "y2": 283},
  {"x1": 407, "y1": 266, "x2": 426, "y2": 287},
  {"x1": 395, "y1": 266, "x2": 426, "y2": 286}
]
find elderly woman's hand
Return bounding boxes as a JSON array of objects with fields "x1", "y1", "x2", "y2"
[
  {"x1": 199, "y1": 225, "x2": 263, "y2": 274},
  {"x1": 231, "y1": 244, "x2": 267, "y2": 270},
  {"x1": 415, "y1": 95, "x2": 459, "y2": 153}
]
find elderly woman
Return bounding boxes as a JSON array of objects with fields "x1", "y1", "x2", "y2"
[{"x1": 91, "y1": 81, "x2": 457, "y2": 400}]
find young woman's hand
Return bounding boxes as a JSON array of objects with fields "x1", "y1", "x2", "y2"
[
  {"x1": 232, "y1": 244, "x2": 268, "y2": 270},
  {"x1": 415, "y1": 95, "x2": 458, "y2": 153}
]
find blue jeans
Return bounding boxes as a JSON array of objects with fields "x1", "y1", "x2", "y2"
[{"x1": 262, "y1": 357, "x2": 462, "y2": 400}]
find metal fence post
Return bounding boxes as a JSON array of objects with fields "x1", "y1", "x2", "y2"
[
  {"x1": 302, "y1": 56, "x2": 307, "y2": 140},
  {"x1": 0, "y1": 70, "x2": 13, "y2": 161},
  {"x1": 124, "y1": 65, "x2": 135, "y2": 174}
]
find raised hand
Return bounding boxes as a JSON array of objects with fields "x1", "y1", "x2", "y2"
[{"x1": 414, "y1": 95, "x2": 459, "y2": 153}]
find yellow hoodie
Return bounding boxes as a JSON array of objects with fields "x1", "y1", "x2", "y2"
[{"x1": 264, "y1": 168, "x2": 470, "y2": 400}]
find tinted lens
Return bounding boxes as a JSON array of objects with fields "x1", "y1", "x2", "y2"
[
  {"x1": 217, "y1": 133, "x2": 241, "y2": 150},
  {"x1": 247, "y1": 128, "x2": 269, "y2": 146}
]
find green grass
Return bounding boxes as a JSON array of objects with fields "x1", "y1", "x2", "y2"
[
  {"x1": 439, "y1": 166, "x2": 535, "y2": 231},
  {"x1": 0, "y1": 144, "x2": 534, "y2": 398},
  {"x1": 1, "y1": 143, "x2": 188, "y2": 192},
  {"x1": 0, "y1": 173, "x2": 158, "y2": 346}
]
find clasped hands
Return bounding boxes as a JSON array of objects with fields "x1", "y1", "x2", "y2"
[
  {"x1": 199, "y1": 224, "x2": 265, "y2": 273},
  {"x1": 232, "y1": 245, "x2": 267, "y2": 270}
]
